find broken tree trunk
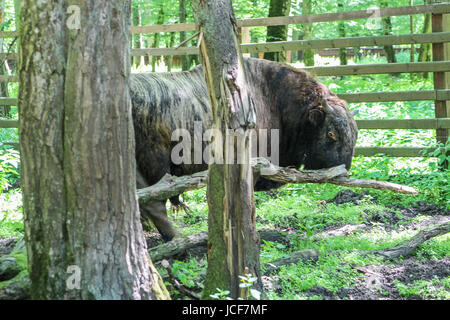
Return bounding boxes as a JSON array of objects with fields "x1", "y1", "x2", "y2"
[
  {"x1": 137, "y1": 157, "x2": 417, "y2": 207},
  {"x1": 192, "y1": 0, "x2": 260, "y2": 299}
]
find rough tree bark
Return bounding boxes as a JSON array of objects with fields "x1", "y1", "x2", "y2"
[
  {"x1": 192, "y1": 0, "x2": 262, "y2": 299},
  {"x1": 263, "y1": 0, "x2": 291, "y2": 62},
  {"x1": 19, "y1": 0, "x2": 168, "y2": 299}
]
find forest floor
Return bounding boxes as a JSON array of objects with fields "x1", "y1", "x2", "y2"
[{"x1": 144, "y1": 182, "x2": 450, "y2": 300}]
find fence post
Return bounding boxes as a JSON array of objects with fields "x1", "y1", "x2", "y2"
[{"x1": 432, "y1": 3, "x2": 450, "y2": 169}]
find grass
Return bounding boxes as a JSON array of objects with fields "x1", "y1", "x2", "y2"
[{"x1": 394, "y1": 278, "x2": 450, "y2": 300}]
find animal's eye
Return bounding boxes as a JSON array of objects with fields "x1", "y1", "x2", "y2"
[{"x1": 328, "y1": 131, "x2": 337, "y2": 141}]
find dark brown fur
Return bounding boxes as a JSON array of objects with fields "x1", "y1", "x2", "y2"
[{"x1": 130, "y1": 58, "x2": 358, "y2": 240}]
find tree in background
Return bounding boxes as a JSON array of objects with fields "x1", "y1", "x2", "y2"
[
  {"x1": 0, "y1": 0, "x2": 9, "y2": 117},
  {"x1": 192, "y1": 0, "x2": 262, "y2": 299},
  {"x1": 302, "y1": 0, "x2": 314, "y2": 66},
  {"x1": 338, "y1": 1, "x2": 347, "y2": 66},
  {"x1": 19, "y1": 0, "x2": 169, "y2": 299},
  {"x1": 132, "y1": 4, "x2": 143, "y2": 67},
  {"x1": 378, "y1": 0, "x2": 397, "y2": 63},
  {"x1": 264, "y1": 0, "x2": 291, "y2": 62},
  {"x1": 152, "y1": 5, "x2": 164, "y2": 72},
  {"x1": 418, "y1": 0, "x2": 432, "y2": 78},
  {"x1": 179, "y1": 0, "x2": 190, "y2": 71}
]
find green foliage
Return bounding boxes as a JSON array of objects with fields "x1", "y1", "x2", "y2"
[
  {"x1": 394, "y1": 278, "x2": 450, "y2": 299},
  {"x1": 0, "y1": 148, "x2": 20, "y2": 192},
  {"x1": 171, "y1": 258, "x2": 206, "y2": 290},
  {"x1": 415, "y1": 234, "x2": 450, "y2": 261},
  {"x1": 0, "y1": 189, "x2": 23, "y2": 238},
  {"x1": 209, "y1": 288, "x2": 231, "y2": 300}
]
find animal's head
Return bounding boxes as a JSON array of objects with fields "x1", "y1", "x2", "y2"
[{"x1": 302, "y1": 89, "x2": 358, "y2": 170}]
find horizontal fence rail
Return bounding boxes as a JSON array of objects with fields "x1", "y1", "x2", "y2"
[
  {"x1": 354, "y1": 147, "x2": 437, "y2": 157},
  {"x1": 338, "y1": 90, "x2": 450, "y2": 103},
  {"x1": 2, "y1": 61, "x2": 447, "y2": 82},
  {"x1": 0, "y1": 119, "x2": 18, "y2": 128},
  {"x1": 305, "y1": 61, "x2": 450, "y2": 76},
  {"x1": 130, "y1": 32, "x2": 450, "y2": 57},
  {"x1": 128, "y1": 3, "x2": 450, "y2": 34},
  {"x1": 356, "y1": 118, "x2": 450, "y2": 129}
]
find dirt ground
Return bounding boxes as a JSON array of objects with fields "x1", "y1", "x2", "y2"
[{"x1": 296, "y1": 190, "x2": 450, "y2": 300}]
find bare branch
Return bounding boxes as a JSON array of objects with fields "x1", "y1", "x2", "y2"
[{"x1": 137, "y1": 157, "x2": 418, "y2": 206}]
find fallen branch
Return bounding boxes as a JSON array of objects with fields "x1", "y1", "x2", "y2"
[
  {"x1": 149, "y1": 230, "x2": 291, "y2": 262},
  {"x1": 138, "y1": 157, "x2": 417, "y2": 206},
  {"x1": 149, "y1": 232, "x2": 208, "y2": 262},
  {"x1": 329, "y1": 177, "x2": 418, "y2": 195},
  {"x1": 373, "y1": 220, "x2": 450, "y2": 260}
]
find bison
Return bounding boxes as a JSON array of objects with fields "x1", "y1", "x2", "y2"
[{"x1": 130, "y1": 58, "x2": 358, "y2": 241}]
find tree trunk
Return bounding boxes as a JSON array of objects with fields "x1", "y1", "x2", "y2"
[
  {"x1": 192, "y1": 0, "x2": 261, "y2": 300},
  {"x1": 418, "y1": 0, "x2": 432, "y2": 78},
  {"x1": 19, "y1": 0, "x2": 169, "y2": 300},
  {"x1": 410, "y1": 0, "x2": 415, "y2": 63},
  {"x1": 263, "y1": 0, "x2": 291, "y2": 62},
  {"x1": 132, "y1": 4, "x2": 142, "y2": 67},
  {"x1": 302, "y1": 0, "x2": 314, "y2": 66},
  {"x1": 167, "y1": 32, "x2": 175, "y2": 72},
  {"x1": 143, "y1": 36, "x2": 150, "y2": 65},
  {"x1": 0, "y1": 0, "x2": 10, "y2": 118},
  {"x1": 291, "y1": 29, "x2": 303, "y2": 63},
  {"x1": 152, "y1": 5, "x2": 164, "y2": 72},
  {"x1": 379, "y1": 0, "x2": 397, "y2": 63},
  {"x1": 338, "y1": 2, "x2": 347, "y2": 66},
  {"x1": 179, "y1": 0, "x2": 190, "y2": 71}
]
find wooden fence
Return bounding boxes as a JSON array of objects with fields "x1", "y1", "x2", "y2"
[{"x1": 1, "y1": 3, "x2": 450, "y2": 160}]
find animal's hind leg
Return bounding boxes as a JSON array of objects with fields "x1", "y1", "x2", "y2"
[{"x1": 140, "y1": 200, "x2": 179, "y2": 242}]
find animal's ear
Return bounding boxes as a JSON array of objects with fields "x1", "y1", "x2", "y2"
[{"x1": 309, "y1": 109, "x2": 325, "y2": 127}]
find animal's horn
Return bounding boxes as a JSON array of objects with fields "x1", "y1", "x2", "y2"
[
  {"x1": 351, "y1": 109, "x2": 360, "y2": 116},
  {"x1": 321, "y1": 99, "x2": 333, "y2": 114}
]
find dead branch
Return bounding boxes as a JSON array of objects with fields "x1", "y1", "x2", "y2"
[
  {"x1": 329, "y1": 177, "x2": 418, "y2": 195},
  {"x1": 373, "y1": 220, "x2": 450, "y2": 260},
  {"x1": 137, "y1": 157, "x2": 417, "y2": 206},
  {"x1": 149, "y1": 232, "x2": 208, "y2": 262}
]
